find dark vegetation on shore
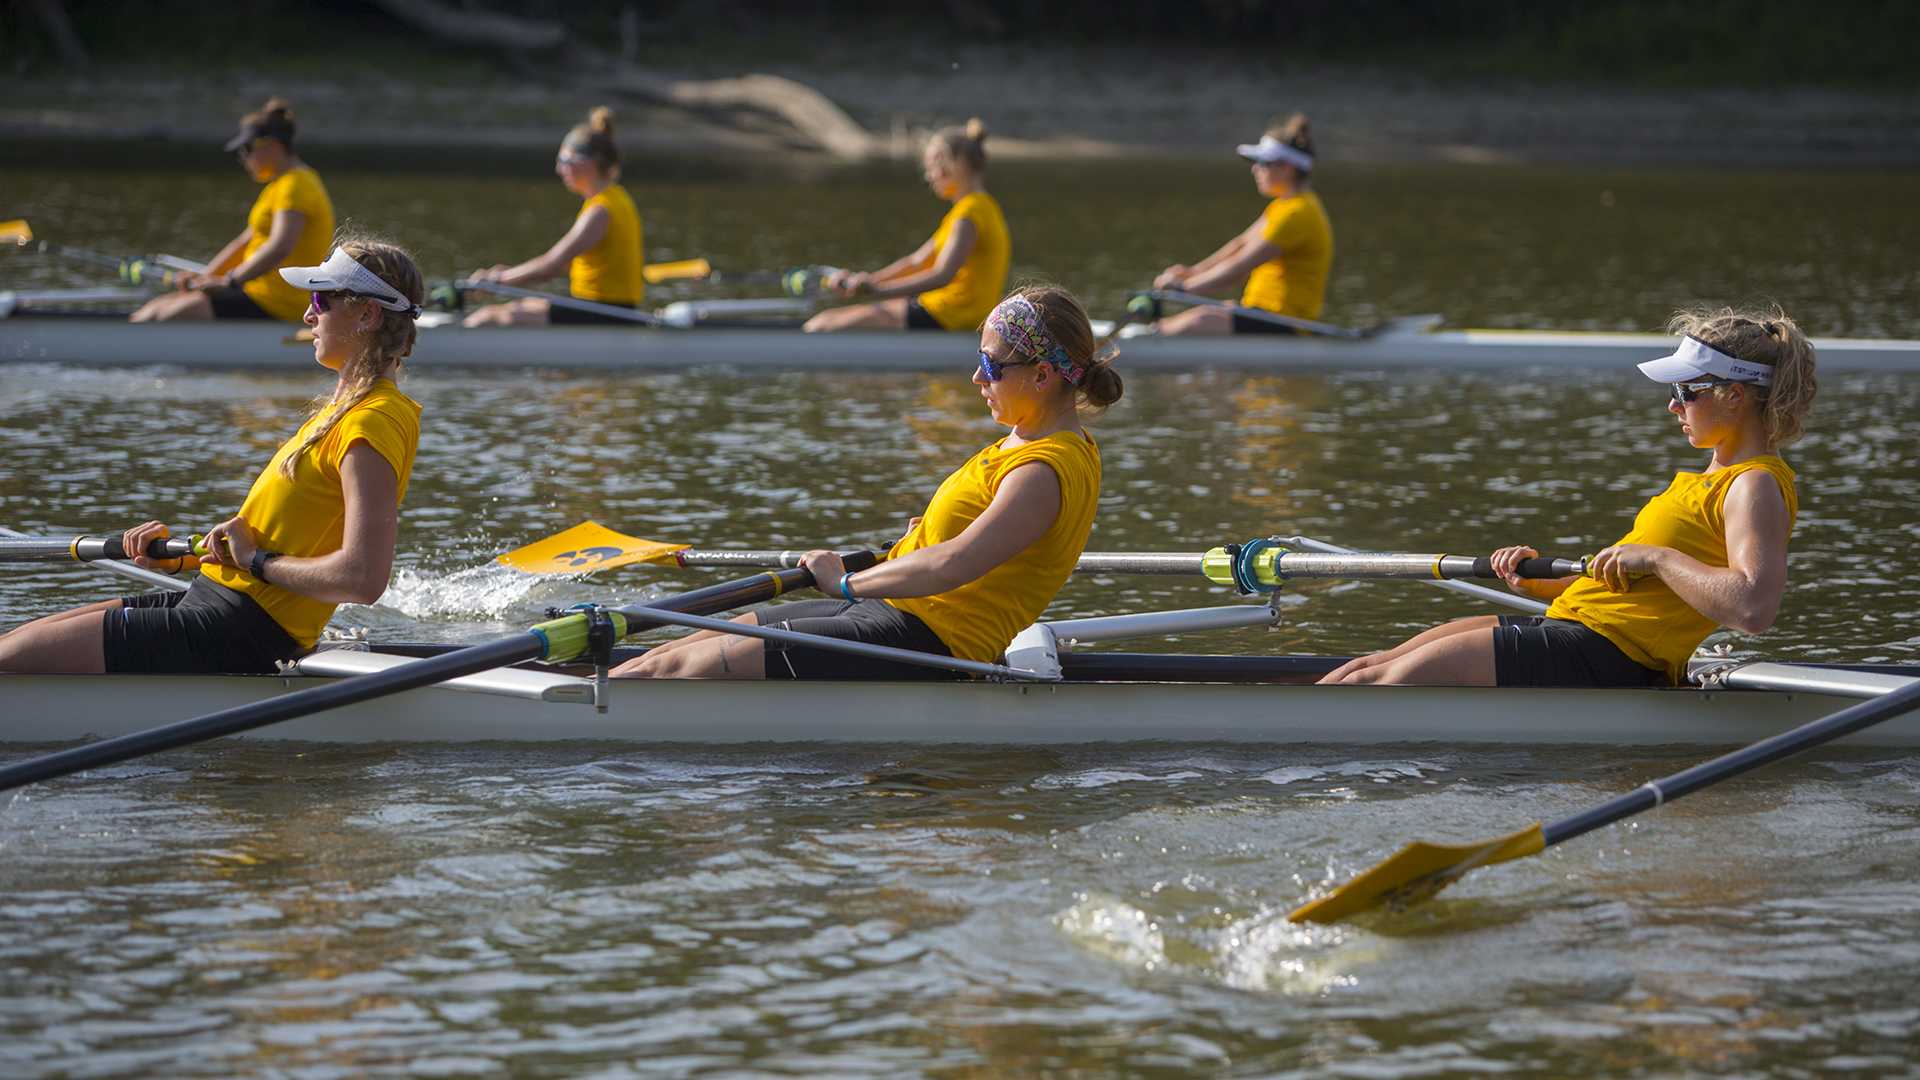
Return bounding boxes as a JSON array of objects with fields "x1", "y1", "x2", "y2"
[{"x1": 7, "y1": 0, "x2": 1917, "y2": 90}]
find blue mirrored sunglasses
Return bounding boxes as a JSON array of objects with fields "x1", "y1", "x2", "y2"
[
  {"x1": 308, "y1": 290, "x2": 368, "y2": 314},
  {"x1": 976, "y1": 349, "x2": 1036, "y2": 382}
]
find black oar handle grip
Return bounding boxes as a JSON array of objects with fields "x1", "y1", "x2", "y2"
[
  {"x1": 94, "y1": 533, "x2": 198, "y2": 561},
  {"x1": 1469, "y1": 555, "x2": 1586, "y2": 579}
]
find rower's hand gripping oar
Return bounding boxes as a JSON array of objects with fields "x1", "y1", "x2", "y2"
[
  {"x1": 0, "y1": 553, "x2": 876, "y2": 794},
  {"x1": 0, "y1": 531, "x2": 209, "y2": 564},
  {"x1": 1288, "y1": 676, "x2": 1920, "y2": 925}
]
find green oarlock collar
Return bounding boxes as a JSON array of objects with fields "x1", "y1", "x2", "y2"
[{"x1": 529, "y1": 609, "x2": 630, "y2": 662}]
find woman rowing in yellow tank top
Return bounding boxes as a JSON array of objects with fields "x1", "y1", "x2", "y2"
[
  {"x1": 464, "y1": 106, "x2": 645, "y2": 326},
  {"x1": 130, "y1": 97, "x2": 334, "y2": 324},
  {"x1": 1320, "y1": 307, "x2": 1818, "y2": 688},
  {"x1": 1143, "y1": 113, "x2": 1332, "y2": 336},
  {"x1": 804, "y1": 119, "x2": 1010, "y2": 333},
  {"x1": 615, "y1": 286, "x2": 1122, "y2": 680}
]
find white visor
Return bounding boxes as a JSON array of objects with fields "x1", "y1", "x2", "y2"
[
  {"x1": 278, "y1": 248, "x2": 420, "y2": 317},
  {"x1": 1235, "y1": 135, "x2": 1314, "y2": 171},
  {"x1": 1636, "y1": 334, "x2": 1773, "y2": 385}
]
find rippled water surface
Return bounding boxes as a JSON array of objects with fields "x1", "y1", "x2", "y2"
[{"x1": 3, "y1": 159, "x2": 1920, "y2": 1076}]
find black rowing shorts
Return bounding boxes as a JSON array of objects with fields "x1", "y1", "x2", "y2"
[
  {"x1": 1491, "y1": 615, "x2": 1669, "y2": 688},
  {"x1": 203, "y1": 284, "x2": 273, "y2": 321},
  {"x1": 103, "y1": 577, "x2": 302, "y2": 674},
  {"x1": 905, "y1": 298, "x2": 943, "y2": 331},
  {"x1": 550, "y1": 298, "x2": 640, "y2": 325},
  {"x1": 1230, "y1": 311, "x2": 1300, "y2": 335},
  {"x1": 754, "y1": 598, "x2": 957, "y2": 680}
]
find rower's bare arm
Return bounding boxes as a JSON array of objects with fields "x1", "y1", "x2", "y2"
[
  {"x1": 1183, "y1": 237, "x2": 1279, "y2": 295},
  {"x1": 205, "y1": 228, "x2": 253, "y2": 277},
  {"x1": 254, "y1": 445, "x2": 401, "y2": 606},
  {"x1": 222, "y1": 210, "x2": 306, "y2": 285},
  {"x1": 845, "y1": 463, "x2": 1061, "y2": 597},
  {"x1": 1647, "y1": 470, "x2": 1791, "y2": 634},
  {"x1": 869, "y1": 219, "x2": 976, "y2": 299},
  {"x1": 495, "y1": 206, "x2": 610, "y2": 286}
]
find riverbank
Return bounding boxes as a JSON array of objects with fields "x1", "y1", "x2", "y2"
[{"x1": 5, "y1": 37, "x2": 1919, "y2": 171}]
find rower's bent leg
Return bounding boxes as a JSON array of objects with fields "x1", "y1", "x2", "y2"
[
  {"x1": 803, "y1": 298, "x2": 908, "y2": 332},
  {"x1": 462, "y1": 298, "x2": 550, "y2": 327},
  {"x1": 610, "y1": 612, "x2": 767, "y2": 679},
  {"x1": 129, "y1": 291, "x2": 214, "y2": 323},
  {"x1": 1317, "y1": 616, "x2": 1499, "y2": 684},
  {"x1": 1154, "y1": 304, "x2": 1233, "y2": 336},
  {"x1": 0, "y1": 602, "x2": 115, "y2": 673},
  {"x1": 1327, "y1": 625, "x2": 1497, "y2": 687}
]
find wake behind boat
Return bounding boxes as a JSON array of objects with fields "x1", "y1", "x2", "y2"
[{"x1": 7, "y1": 313, "x2": 1920, "y2": 372}]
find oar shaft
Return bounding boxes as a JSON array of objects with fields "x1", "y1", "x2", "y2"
[
  {"x1": 0, "y1": 634, "x2": 545, "y2": 792},
  {"x1": 0, "y1": 534, "x2": 202, "y2": 563},
  {"x1": 453, "y1": 279, "x2": 657, "y2": 325},
  {"x1": 664, "y1": 548, "x2": 1581, "y2": 582},
  {"x1": 1541, "y1": 678, "x2": 1920, "y2": 850}
]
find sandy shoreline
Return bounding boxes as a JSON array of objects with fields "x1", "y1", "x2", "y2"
[{"x1": 5, "y1": 46, "x2": 1919, "y2": 168}]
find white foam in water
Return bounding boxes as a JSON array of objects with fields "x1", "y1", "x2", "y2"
[
  {"x1": 1052, "y1": 893, "x2": 1168, "y2": 972},
  {"x1": 382, "y1": 561, "x2": 558, "y2": 621}
]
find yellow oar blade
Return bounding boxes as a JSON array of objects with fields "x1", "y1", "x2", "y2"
[
  {"x1": 1287, "y1": 822, "x2": 1545, "y2": 925},
  {"x1": 642, "y1": 258, "x2": 712, "y2": 284},
  {"x1": 1, "y1": 219, "x2": 32, "y2": 244},
  {"x1": 497, "y1": 521, "x2": 689, "y2": 574}
]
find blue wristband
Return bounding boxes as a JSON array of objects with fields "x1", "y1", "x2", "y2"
[{"x1": 838, "y1": 571, "x2": 857, "y2": 601}]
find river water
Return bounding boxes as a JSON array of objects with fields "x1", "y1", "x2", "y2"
[{"x1": 2, "y1": 159, "x2": 1918, "y2": 1076}]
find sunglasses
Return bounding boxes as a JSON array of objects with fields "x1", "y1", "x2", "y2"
[
  {"x1": 1669, "y1": 379, "x2": 1725, "y2": 404},
  {"x1": 976, "y1": 349, "x2": 1036, "y2": 382},
  {"x1": 308, "y1": 290, "x2": 367, "y2": 314}
]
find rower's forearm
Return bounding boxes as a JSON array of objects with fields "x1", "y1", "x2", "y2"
[
  {"x1": 845, "y1": 551, "x2": 968, "y2": 599},
  {"x1": 208, "y1": 232, "x2": 250, "y2": 275},
  {"x1": 227, "y1": 239, "x2": 295, "y2": 283},
  {"x1": 260, "y1": 551, "x2": 392, "y2": 607},
  {"x1": 501, "y1": 254, "x2": 565, "y2": 286},
  {"x1": 1653, "y1": 552, "x2": 1779, "y2": 634},
  {"x1": 868, "y1": 268, "x2": 950, "y2": 299}
]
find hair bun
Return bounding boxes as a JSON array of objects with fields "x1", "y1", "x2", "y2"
[
  {"x1": 589, "y1": 105, "x2": 615, "y2": 136},
  {"x1": 965, "y1": 117, "x2": 988, "y2": 144},
  {"x1": 262, "y1": 97, "x2": 294, "y2": 121}
]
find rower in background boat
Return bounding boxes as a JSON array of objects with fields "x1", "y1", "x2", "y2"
[
  {"x1": 129, "y1": 98, "x2": 335, "y2": 325},
  {"x1": 1321, "y1": 307, "x2": 1819, "y2": 688},
  {"x1": 617, "y1": 286, "x2": 1122, "y2": 680},
  {"x1": 1140, "y1": 113, "x2": 1333, "y2": 337},
  {"x1": 463, "y1": 106, "x2": 645, "y2": 327},
  {"x1": 803, "y1": 118, "x2": 1010, "y2": 333},
  {"x1": 0, "y1": 239, "x2": 426, "y2": 675}
]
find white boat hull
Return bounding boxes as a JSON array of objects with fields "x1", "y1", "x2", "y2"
[
  {"x1": 5, "y1": 669, "x2": 1916, "y2": 746},
  {"x1": 6, "y1": 318, "x2": 1920, "y2": 372}
]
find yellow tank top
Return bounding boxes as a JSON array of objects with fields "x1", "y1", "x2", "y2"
[
  {"x1": 1547, "y1": 455, "x2": 1798, "y2": 685},
  {"x1": 239, "y1": 165, "x2": 335, "y2": 323},
  {"x1": 201, "y1": 381, "x2": 422, "y2": 648},
  {"x1": 1240, "y1": 190, "x2": 1333, "y2": 319},
  {"x1": 886, "y1": 430, "x2": 1101, "y2": 662},
  {"x1": 916, "y1": 191, "x2": 1010, "y2": 331},
  {"x1": 568, "y1": 185, "x2": 645, "y2": 305}
]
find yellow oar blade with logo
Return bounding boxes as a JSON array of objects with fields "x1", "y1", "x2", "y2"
[
  {"x1": 1287, "y1": 823, "x2": 1545, "y2": 924},
  {"x1": 496, "y1": 521, "x2": 688, "y2": 574},
  {"x1": 2, "y1": 219, "x2": 33, "y2": 244}
]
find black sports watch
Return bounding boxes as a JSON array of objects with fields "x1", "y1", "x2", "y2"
[{"x1": 250, "y1": 549, "x2": 282, "y2": 583}]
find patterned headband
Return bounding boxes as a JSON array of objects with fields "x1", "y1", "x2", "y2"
[{"x1": 986, "y1": 296, "x2": 1085, "y2": 386}]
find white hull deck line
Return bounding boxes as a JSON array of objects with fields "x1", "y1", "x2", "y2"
[{"x1": 6, "y1": 318, "x2": 1920, "y2": 372}]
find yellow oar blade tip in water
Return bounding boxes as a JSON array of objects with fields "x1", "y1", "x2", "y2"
[
  {"x1": 1, "y1": 219, "x2": 32, "y2": 244},
  {"x1": 497, "y1": 520, "x2": 689, "y2": 575},
  {"x1": 1285, "y1": 823, "x2": 1546, "y2": 926}
]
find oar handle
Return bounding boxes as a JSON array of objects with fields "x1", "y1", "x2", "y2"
[
  {"x1": 1467, "y1": 555, "x2": 1587, "y2": 580},
  {"x1": 88, "y1": 532, "x2": 207, "y2": 561},
  {"x1": 0, "y1": 533, "x2": 207, "y2": 563}
]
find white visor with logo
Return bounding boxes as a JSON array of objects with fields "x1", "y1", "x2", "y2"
[
  {"x1": 1636, "y1": 335, "x2": 1773, "y2": 385},
  {"x1": 279, "y1": 248, "x2": 420, "y2": 317}
]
